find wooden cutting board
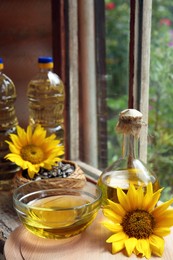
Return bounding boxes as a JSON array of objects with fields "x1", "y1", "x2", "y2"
[{"x1": 4, "y1": 210, "x2": 173, "y2": 260}]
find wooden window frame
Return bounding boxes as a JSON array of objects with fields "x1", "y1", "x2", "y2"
[
  {"x1": 129, "y1": 0, "x2": 152, "y2": 162},
  {"x1": 51, "y1": 0, "x2": 152, "y2": 181}
]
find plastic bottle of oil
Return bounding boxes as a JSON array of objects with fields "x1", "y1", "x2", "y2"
[
  {"x1": 27, "y1": 57, "x2": 65, "y2": 152},
  {"x1": 98, "y1": 108, "x2": 160, "y2": 205},
  {"x1": 0, "y1": 58, "x2": 20, "y2": 190}
]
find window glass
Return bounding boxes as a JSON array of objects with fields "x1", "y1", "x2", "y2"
[
  {"x1": 105, "y1": 1, "x2": 130, "y2": 164},
  {"x1": 149, "y1": 0, "x2": 173, "y2": 201}
]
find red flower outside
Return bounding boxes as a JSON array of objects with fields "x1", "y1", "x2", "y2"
[
  {"x1": 160, "y1": 18, "x2": 172, "y2": 26},
  {"x1": 106, "y1": 2, "x2": 116, "y2": 10}
]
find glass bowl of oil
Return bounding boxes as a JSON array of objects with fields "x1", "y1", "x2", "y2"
[{"x1": 13, "y1": 179, "x2": 102, "y2": 239}]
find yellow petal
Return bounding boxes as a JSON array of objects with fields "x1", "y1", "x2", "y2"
[
  {"x1": 149, "y1": 234, "x2": 164, "y2": 257},
  {"x1": 102, "y1": 220, "x2": 122, "y2": 233},
  {"x1": 107, "y1": 200, "x2": 126, "y2": 217},
  {"x1": 153, "y1": 227, "x2": 171, "y2": 237},
  {"x1": 23, "y1": 161, "x2": 35, "y2": 171},
  {"x1": 32, "y1": 125, "x2": 46, "y2": 144},
  {"x1": 117, "y1": 188, "x2": 131, "y2": 211},
  {"x1": 106, "y1": 231, "x2": 127, "y2": 243},
  {"x1": 112, "y1": 240, "x2": 125, "y2": 254},
  {"x1": 154, "y1": 209, "x2": 173, "y2": 227},
  {"x1": 136, "y1": 186, "x2": 144, "y2": 209},
  {"x1": 26, "y1": 125, "x2": 33, "y2": 143},
  {"x1": 45, "y1": 133, "x2": 57, "y2": 143},
  {"x1": 124, "y1": 237, "x2": 137, "y2": 256},
  {"x1": 143, "y1": 187, "x2": 162, "y2": 212},
  {"x1": 43, "y1": 142, "x2": 62, "y2": 154},
  {"x1": 135, "y1": 239, "x2": 151, "y2": 259},
  {"x1": 5, "y1": 143, "x2": 20, "y2": 155},
  {"x1": 152, "y1": 199, "x2": 173, "y2": 217},
  {"x1": 16, "y1": 126, "x2": 28, "y2": 145},
  {"x1": 103, "y1": 208, "x2": 122, "y2": 222},
  {"x1": 146, "y1": 182, "x2": 153, "y2": 194},
  {"x1": 7, "y1": 134, "x2": 22, "y2": 149},
  {"x1": 4, "y1": 154, "x2": 23, "y2": 166},
  {"x1": 27, "y1": 170, "x2": 36, "y2": 179},
  {"x1": 127, "y1": 184, "x2": 138, "y2": 210},
  {"x1": 156, "y1": 218, "x2": 173, "y2": 228},
  {"x1": 27, "y1": 164, "x2": 38, "y2": 179}
]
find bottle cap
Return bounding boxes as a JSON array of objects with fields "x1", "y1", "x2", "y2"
[
  {"x1": 116, "y1": 109, "x2": 143, "y2": 137},
  {"x1": 38, "y1": 56, "x2": 54, "y2": 69},
  {"x1": 0, "y1": 57, "x2": 4, "y2": 70}
]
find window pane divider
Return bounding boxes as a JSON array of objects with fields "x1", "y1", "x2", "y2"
[
  {"x1": 78, "y1": 1, "x2": 98, "y2": 167},
  {"x1": 129, "y1": 0, "x2": 152, "y2": 163},
  {"x1": 68, "y1": 0, "x2": 80, "y2": 161}
]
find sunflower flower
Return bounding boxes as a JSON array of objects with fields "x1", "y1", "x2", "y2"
[
  {"x1": 102, "y1": 183, "x2": 173, "y2": 259},
  {"x1": 5, "y1": 125, "x2": 64, "y2": 179}
]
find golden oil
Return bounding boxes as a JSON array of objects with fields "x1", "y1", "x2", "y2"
[
  {"x1": 27, "y1": 57, "x2": 65, "y2": 148},
  {"x1": 98, "y1": 109, "x2": 160, "y2": 206},
  {"x1": 98, "y1": 169, "x2": 160, "y2": 205},
  {"x1": 21, "y1": 195, "x2": 97, "y2": 239}
]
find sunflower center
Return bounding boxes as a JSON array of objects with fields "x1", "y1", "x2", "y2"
[
  {"x1": 21, "y1": 145, "x2": 44, "y2": 164},
  {"x1": 122, "y1": 209, "x2": 155, "y2": 239}
]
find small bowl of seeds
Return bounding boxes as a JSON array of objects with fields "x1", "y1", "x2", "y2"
[{"x1": 13, "y1": 160, "x2": 86, "y2": 189}]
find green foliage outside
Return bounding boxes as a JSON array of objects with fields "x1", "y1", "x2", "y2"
[
  {"x1": 105, "y1": 0, "x2": 173, "y2": 201},
  {"x1": 149, "y1": 0, "x2": 173, "y2": 201},
  {"x1": 105, "y1": 0, "x2": 129, "y2": 163}
]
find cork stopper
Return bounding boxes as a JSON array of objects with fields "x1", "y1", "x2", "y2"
[{"x1": 116, "y1": 109, "x2": 143, "y2": 137}]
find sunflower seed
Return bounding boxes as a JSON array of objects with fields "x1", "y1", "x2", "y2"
[
  {"x1": 61, "y1": 164, "x2": 71, "y2": 171},
  {"x1": 35, "y1": 161, "x2": 75, "y2": 179},
  {"x1": 65, "y1": 168, "x2": 74, "y2": 174}
]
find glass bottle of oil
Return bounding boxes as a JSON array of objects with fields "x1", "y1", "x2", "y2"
[
  {"x1": 98, "y1": 108, "x2": 160, "y2": 205},
  {"x1": 0, "y1": 58, "x2": 20, "y2": 190}
]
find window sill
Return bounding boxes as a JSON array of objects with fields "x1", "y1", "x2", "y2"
[{"x1": 75, "y1": 160, "x2": 102, "y2": 184}]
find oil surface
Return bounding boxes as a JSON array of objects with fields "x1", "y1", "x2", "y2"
[{"x1": 21, "y1": 195, "x2": 97, "y2": 239}]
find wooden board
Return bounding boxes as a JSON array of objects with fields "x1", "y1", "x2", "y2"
[{"x1": 4, "y1": 211, "x2": 173, "y2": 260}]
